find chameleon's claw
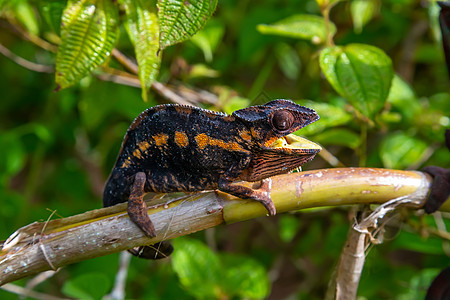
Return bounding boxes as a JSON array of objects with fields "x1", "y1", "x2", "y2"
[{"x1": 255, "y1": 178, "x2": 276, "y2": 216}]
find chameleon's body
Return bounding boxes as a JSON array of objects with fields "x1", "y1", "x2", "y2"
[{"x1": 103, "y1": 99, "x2": 321, "y2": 258}]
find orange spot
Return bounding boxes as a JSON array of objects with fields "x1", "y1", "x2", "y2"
[
  {"x1": 133, "y1": 149, "x2": 142, "y2": 159},
  {"x1": 195, "y1": 133, "x2": 243, "y2": 151},
  {"x1": 175, "y1": 131, "x2": 189, "y2": 147},
  {"x1": 195, "y1": 133, "x2": 209, "y2": 149},
  {"x1": 121, "y1": 157, "x2": 132, "y2": 168},
  {"x1": 153, "y1": 133, "x2": 168, "y2": 147},
  {"x1": 138, "y1": 141, "x2": 151, "y2": 152}
]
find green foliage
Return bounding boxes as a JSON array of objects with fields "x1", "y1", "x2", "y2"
[
  {"x1": 0, "y1": 0, "x2": 449, "y2": 299},
  {"x1": 319, "y1": 44, "x2": 393, "y2": 119},
  {"x1": 158, "y1": 0, "x2": 218, "y2": 50},
  {"x1": 122, "y1": 0, "x2": 160, "y2": 101},
  {"x1": 172, "y1": 238, "x2": 270, "y2": 299},
  {"x1": 56, "y1": 0, "x2": 119, "y2": 90},
  {"x1": 257, "y1": 14, "x2": 336, "y2": 44}
]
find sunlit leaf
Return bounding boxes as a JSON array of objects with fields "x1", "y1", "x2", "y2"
[
  {"x1": 55, "y1": 0, "x2": 118, "y2": 90},
  {"x1": 122, "y1": 0, "x2": 160, "y2": 101},
  {"x1": 379, "y1": 133, "x2": 428, "y2": 169},
  {"x1": 158, "y1": 0, "x2": 218, "y2": 50},
  {"x1": 351, "y1": 0, "x2": 378, "y2": 34},
  {"x1": 319, "y1": 44, "x2": 393, "y2": 118},
  {"x1": 15, "y1": 0, "x2": 40, "y2": 35},
  {"x1": 257, "y1": 14, "x2": 336, "y2": 44}
]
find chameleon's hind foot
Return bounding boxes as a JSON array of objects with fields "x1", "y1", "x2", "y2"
[{"x1": 128, "y1": 172, "x2": 157, "y2": 238}]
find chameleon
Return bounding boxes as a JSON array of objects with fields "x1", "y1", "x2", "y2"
[{"x1": 103, "y1": 99, "x2": 321, "y2": 258}]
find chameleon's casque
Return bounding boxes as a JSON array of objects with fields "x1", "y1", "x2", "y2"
[{"x1": 103, "y1": 99, "x2": 321, "y2": 258}]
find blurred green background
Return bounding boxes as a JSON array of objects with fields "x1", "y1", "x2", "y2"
[{"x1": 0, "y1": 0, "x2": 449, "y2": 299}]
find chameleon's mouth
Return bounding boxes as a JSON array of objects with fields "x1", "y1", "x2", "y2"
[{"x1": 271, "y1": 134, "x2": 321, "y2": 154}]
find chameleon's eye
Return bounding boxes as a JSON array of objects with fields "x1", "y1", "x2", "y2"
[{"x1": 272, "y1": 110, "x2": 294, "y2": 131}]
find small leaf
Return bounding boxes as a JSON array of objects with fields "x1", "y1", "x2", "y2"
[
  {"x1": 350, "y1": 0, "x2": 378, "y2": 34},
  {"x1": 56, "y1": 0, "x2": 118, "y2": 90},
  {"x1": 15, "y1": 0, "x2": 40, "y2": 35},
  {"x1": 158, "y1": 0, "x2": 218, "y2": 50},
  {"x1": 319, "y1": 44, "x2": 393, "y2": 118},
  {"x1": 257, "y1": 14, "x2": 336, "y2": 44},
  {"x1": 122, "y1": 0, "x2": 160, "y2": 101},
  {"x1": 379, "y1": 133, "x2": 428, "y2": 169}
]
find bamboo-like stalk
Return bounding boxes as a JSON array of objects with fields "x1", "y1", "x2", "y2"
[{"x1": 0, "y1": 168, "x2": 448, "y2": 286}]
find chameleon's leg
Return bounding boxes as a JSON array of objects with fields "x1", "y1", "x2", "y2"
[
  {"x1": 219, "y1": 160, "x2": 276, "y2": 216},
  {"x1": 128, "y1": 172, "x2": 156, "y2": 238}
]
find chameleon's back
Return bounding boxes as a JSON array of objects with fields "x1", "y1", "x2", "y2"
[{"x1": 103, "y1": 104, "x2": 248, "y2": 208}]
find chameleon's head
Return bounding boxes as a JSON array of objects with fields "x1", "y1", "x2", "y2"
[{"x1": 233, "y1": 99, "x2": 322, "y2": 181}]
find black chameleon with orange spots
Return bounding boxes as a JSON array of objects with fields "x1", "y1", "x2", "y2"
[{"x1": 103, "y1": 99, "x2": 321, "y2": 258}]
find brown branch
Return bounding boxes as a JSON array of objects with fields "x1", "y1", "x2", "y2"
[
  {"x1": 0, "y1": 168, "x2": 448, "y2": 286},
  {"x1": 0, "y1": 44, "x2": 54, "y2": 73}
]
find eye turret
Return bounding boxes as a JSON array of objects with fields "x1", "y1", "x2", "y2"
[{"x1": 271, "y1": 110, "x2": 294, "y2": 132}]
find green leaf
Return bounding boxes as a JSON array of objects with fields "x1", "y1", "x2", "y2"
[
  {"x1": 15, "y1": 0, "x2": 40, "y2": 35},
  {"x1": 379, "y1": 133, "x2": 428, "y2": 169},
  {"x1": 257, "y1": 14, "x2": 336, "y2": 44},
  {"x1": 350, "y1": 0, "x2": 378, "y2": 34},
  {"x1": 171, "y1": 238, "x2": 222, "y2": 299},
  {"x1": 55, "y1": 0, "x2": 118, "y2": 90},
  {"x1": 319, "y1": 44, "x2": 393, "y2": 118},
  {"x1": 122, "y1": 0, "x2": 160, "y2": 101},
  {"x1": 313, "y1": 128, "x2": 360, "y2": 149},
  {"x1": 158, "y1": 0, "x2": 218, "y2": 50},
  {"x1": 62, "y1": 273, "x2": 110, "y2": 300}
]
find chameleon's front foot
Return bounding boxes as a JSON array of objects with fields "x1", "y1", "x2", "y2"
[
  {"x1": 219, "y1": 176, "x2": 276, "y2": 216},
  {"x1": 128, "y1": 172, "x2": 157, "y2": 238},
  {"x1": 252, "y1": 178, "x2": 276, "y2": 216}
]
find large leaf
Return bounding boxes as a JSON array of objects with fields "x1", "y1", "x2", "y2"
[
  {"x1": 55, "y1": 0, "x2": 118, "y2": 90},
  {"x1": 257, "y1": 14, "x2": 336, "y2": 44},
  {"x1": 319, "y1": 44, "x2": 393, "y2": 118},
  {"x1": 158, "y1": 0, "x2": 218, "y2": 50},
  {"x1": 122, "y1": 0, "x2": 160, "y2": 101}
]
